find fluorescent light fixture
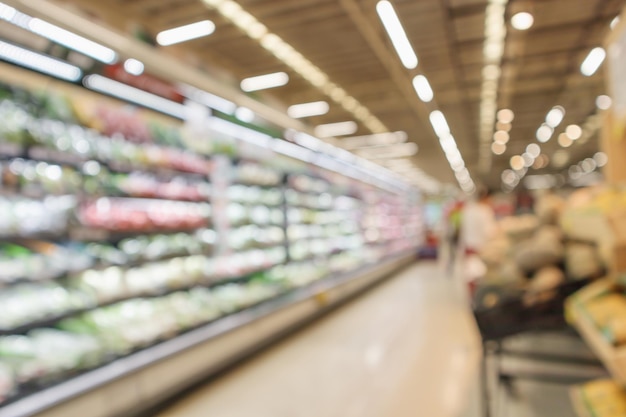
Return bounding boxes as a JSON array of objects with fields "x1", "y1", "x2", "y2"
[
  {"x1": 293, "y1": 132, "x2": 324, "y2": 151},
  {"x1": 28, "y1": 18, "x2": 117, "y2": 64},
  {"x1": 357, "y1": 142, "x2": 418, "y2": 159},
  {"x1": 536, "y1": 123, "x2": 554, "y2": 142},
  {"x1": 581, "y1": 47, "x2": 606, "y2": 76},
  {"x1": 156, "y1": 20, "x2": 215, "y2": 46},
  {"x1": 123, "y1": 58, "x2": 144, "y2": 76},
  {"x1": 376, "y1": 0, "x2": 418, "y2": 69},
  {"x1": 235, "y1": 106, "x2": 255, "y2": 123},
  {"x1": 0, "y1": 40, "x2": 82, "y2": 82},
  {"x1": 207, "y1": 116, "x2": 272, "y2": 147},
  {"x1": 0, "y1": 3, "x2": 16, "y2": 21},
  {"x1": 287, "y1": 101, "x2": 329, "y2": 118},
  {"x1": 83, "y1": 74, "x2": 185, "y2": 118},
  {"x1": 429, "y1": 110, "x2": 450, "y2": 137},
  {"x1": 240, "y1": 71, "x2": 289, "y2": 92},
  {"x1": 412, "y1": 75, "x2": 433, "y2": 102},
  {"x1": 271, "y1": 138, "x2": 315, "y2": 163},
  {"x1": 511, "y1": 12, "x2": 534, "y2": 30},
  {"x1": 314, "y1": 121, "x2": 358, "y2": 138},
  {"x1": 179, "y1": 84, "x2": 237, "y2": 114},
  {"x1": 545, "y1": 106, "x2": 565, "y2": 127}
]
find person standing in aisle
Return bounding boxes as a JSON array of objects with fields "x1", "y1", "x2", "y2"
[{"x1": 460, "y1": 187, "x2": 497, "y2": 288}]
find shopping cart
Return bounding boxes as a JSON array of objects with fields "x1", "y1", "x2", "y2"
[{"x1": 472, "y1": 278, "x2": 605, "y2": 417}]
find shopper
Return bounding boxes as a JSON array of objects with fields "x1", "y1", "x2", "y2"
[{"x1": 461, "y1": 187, "x2": 497, "y2": 287}]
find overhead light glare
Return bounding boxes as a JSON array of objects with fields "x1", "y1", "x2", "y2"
[
  {"x1": 123, "y1": 58, "x2": 144, "y2": 76},
  {"x1": 179, "y1": 84, "x2": 237, "y2": 114},
  {"x1": 510, "y1": 155, "x2": 525, "y2": 170},
  {"x1": 545, "y1": 106, "x2": 565, "y2": 128},
  {"x1": 240, "y1": 71, "x2": 289, "y2": 92},
  {"x1": 611, "y1": 16, "x2": 620, "y2": 30},
  {"x1": 412, "y1": 75, "x2": 433, "y2": 102},
  {"x1": 0, "y1": 40, "x2": 82, "y2": 82},
  {"x1": 511, "y1": 12, "x2": 534, "y2": 30},
  {"x1": 491, "y1": 142, "x2": 506, "y2": 155},
  {"x1": 429, "y1": 110, "x2": 450, "y2": 137},
  {"x1": 536, "y1": 124, "x2": 554, "y2": 143},
  {"x1": 287, "y1": 101, "x2": 329, "y2": 118},
  {"x1": 235, "y1": 106, "x2": 255, "y2": 123},
  {"x1": 526, "y1": 143, "x2": 541, "y2": 158},
  {"x1": 594, "y1": 152, "x2": 608, "y2": 167},
  {"x1": 581, "y1": 47, "x2": 606, "y2": 77},
  {"x1": 558, "y1": 133, "x2": 573, "y2": 148},
  {"x1": 83, "y1": 75, "x2": 185, "y2": 119},
  {"x1": 28, "y1": 18, "x2": 117, "y2": 63},
  {"x1": 314, "y1": 121, "x2": 358, "y2": 138},
  {"x1": 565, "y1": 124, "x2": 582, "y2": 140},
  {"x1": 376, "y1": 0, "x2": 418, "y2": 69},
  {"x1": 596, "y1": 95, "x2": 612, "y2": 110},
  {"x1": 156, "y1": 20, "x2": 216, "y2": 46},
  {"x1": 493, "y1": 130, "x2": 509, "y2": 144}
]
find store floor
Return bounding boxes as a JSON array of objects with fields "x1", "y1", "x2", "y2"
[{"x1": 151, "y1": 261, "x2": 593, "y2": 417}]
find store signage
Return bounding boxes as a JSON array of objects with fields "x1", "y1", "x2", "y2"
[{"x1": 103, "y1": 64, "x2": 184, "y2": 102}]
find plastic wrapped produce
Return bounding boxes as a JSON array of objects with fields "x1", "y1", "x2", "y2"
[{"x1": 565, "y1": 243, "x2": 604, "y2": 280}]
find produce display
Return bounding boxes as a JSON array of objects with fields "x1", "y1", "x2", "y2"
[
  {"x1": 0, "y1": 76, "x2": 422, "y2": 407},
  {"x1": 572, "y1": 379, "x2": 626, "y2": 417},
  {"x1": 475, "y1": 192, "x2": 605, "y2": 308}
]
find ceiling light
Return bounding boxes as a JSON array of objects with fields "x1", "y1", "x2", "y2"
[
  {"x1": 533, "y1": 154, "x2": 549, "y2": 170},
  {"x1": 287, "y1": 101, "x2": 329, "y2": 118},
  {"x1": 491, "y1": 142, "x2": 506, "y2": 155},
  {"x1": 545, "y1": 106, "x2": 565, "y2": 127},
  {"x1": 597, "y1": 95, "x2": 612, "y2": 110},
  {"x1": 510, "y1": 155, "x2": 525, "y2": 170},
  {"x1": 240, "y1": 71, "x2": 289, "y2": 92},
  {"x1": 493, "y1": 130, "x2": 509, "y2": 144},
  {"x1": 341, "y1": 131, "x2": 407, "y2": 149},
  {"x1": 511, "y1": 12, "x2": 534, "y2": 30},
  {"x1": 497, "y1": 108, "x2": 514, "y2": 123},
  {"x1": 611, "y1": 16, "x2": 620, "y2": 30},
  {"x1": 156, "y1": 20, "x2": 216, "y2": 46},
  {"x1": 376, "y1": 0, "x2": 418, "y2": 69},
  {"x1": 429, "y1": 110, "x2": 450, "y2": 137},
  {"x1": 314, "y1": 121, "x2": 358, "y2": 138},
  {"x1": 565, "y1": 124, "x2": 582, "y2": 140},
  {"x1": 83, "y1": 75, "x2": 185, "y2": 118},
  {"x1": 536, "y1": 123, "x2": 554, "y2": 142},
  {"x1": 412, "y1": 75, "x2": 433, "y2": 102},
  {"x1": 235, "y1": 106, "x2": 255, "y2": 123},
  {"x1": 581, "y1": 47, "x2": 606, "y2": 76},
  {"x1": 123, "y1": 58, "x2": 144, "y2": 76},
  {"x1": 496, "y1": 121, "x2": 511, "y2": 132},
  {"x1": 357, "y1": 143, "x2": 418, "y2": 160},
  {"x1": 522, "y1": 153, "x2": 534, "y2": 167},
  {"x1": 594, "y1": 152, "x2": 608, "y2": 167},
  {"x1": 0, "y1": 40, "x2": 82, "y2": 82},
  {"x1": 28, "y1": 18, "x2": 117, "y2": 63},
  {"x1": 526, "y1": 143, "x2": 541, "y2": 158},
  {"x1": 558, "y1": 133, "x2": 573, "y2": 148}
]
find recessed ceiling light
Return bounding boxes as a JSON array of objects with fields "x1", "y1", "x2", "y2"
[
  {"x1": 565, "y1": 124, "x2": 582, "y2": 140},
  {"x1": 581, "y1": 47, "x2": 606, "y2": 77},
  {"x1": 240, "y1": 71, "x2": 289, "y2": 92},
  {"x1": 493, "y1": 130, "x2": 510, "y2": 144},
  {"x1": 536, "y1": 123, "x2": 554, "y2": 142},
  {"x1": 376, "y1": 0, "x2": 418, "y2": 69},
  {"x1": 526, "y1": 143, "x2": 541, "y2": 158},
  {"x1": 511, "y1": 12, "x2": 534, "y2": 30},
  {"x1": 287, "y1": 101, "x2": 329, "y2": 118},
  {"x1": 314, "y1": 121, "x2": 358, "y2": 138},
  {"x1": 596, "y1": 95, "x2": 612, "y2": 110},
  {"x1": 491, "y1": 142, "x2": 506, "y2": 155},
  {"x1": 156, "y1": 20, "x2": 216, "y2": 46},
  {"x1": 412, "y1": 75, "x2": 433, "y2": 102},
  {"x1": 510, "y1": 155, "x2": 525, "y2": 170},
  {"x1": 594, "y1": 152, "x2": 608, "y2": 167},
  {"x1": 558, "y1": 133, "x2": 573, "y2": 148},
  {"x1": 497, "y1": 109, "x2": 514, "y2": 123},
  {"x1": 496, "y1": 121, "x2": 511, "y2": 132}
]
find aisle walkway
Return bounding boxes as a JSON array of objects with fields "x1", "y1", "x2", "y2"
[{"x1": 153, "y1": 262, "x2": 483, "y2": 417}]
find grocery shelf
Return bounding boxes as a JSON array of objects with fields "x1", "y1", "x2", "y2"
[
  {"x1": 0, "y1": 251, "x2": 414, "y2": 417},
  {"x1": 570, "y1": 303, "x2": 626, "y2": 385}
]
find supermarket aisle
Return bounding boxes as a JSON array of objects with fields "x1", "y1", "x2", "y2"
[{"x1": 153, "y1": 262, "x2": 483, "y2": 417}]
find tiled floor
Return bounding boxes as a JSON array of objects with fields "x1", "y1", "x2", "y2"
[{"x1": 152, "y1": 261, "x2": 597, "y2": 417}]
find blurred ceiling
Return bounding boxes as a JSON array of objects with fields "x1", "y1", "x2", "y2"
[{"x1": 12, "y1": 0, "x2": 626, "y2": 189}]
